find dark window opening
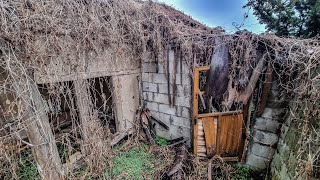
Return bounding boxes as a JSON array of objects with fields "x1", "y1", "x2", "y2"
[
  {"x1": 38, "y1": 81, "x2": 80, "y2": 163},
  {"x1": 88, "y1": 76, "x2": 116, "y2": 134}
]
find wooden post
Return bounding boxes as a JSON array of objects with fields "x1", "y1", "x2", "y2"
[
  {"x1": 193, "y1": 67, "x2": 199, "y2": 155},
  {"x1": 14, "y1": 77, "x2": 64, "y2": 180},
  {"x1": 74, "y1": 79, "x2": 96, "y2": 152}
]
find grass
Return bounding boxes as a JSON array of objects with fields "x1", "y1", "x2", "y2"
[
  {"x1": 155, "y1": 136, "x2": 168, "y2": 147},
  {"x1": 17, "y1": 150, "x2": 39, "y2": 180},
  {"x1": 107, "y1": 144, "x2": 156, "y2": 179},
  {"x1": 231, "y1": 164, "x2": 266, "y2": 180}
]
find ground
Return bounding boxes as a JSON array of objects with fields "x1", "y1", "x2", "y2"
[{"x1": 15, "y1": 136, "x2": 268, "y2": 180}]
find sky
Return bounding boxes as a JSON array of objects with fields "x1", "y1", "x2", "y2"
[{"x1": 158, "y1": 0, "x2": 266, "y2": 34}]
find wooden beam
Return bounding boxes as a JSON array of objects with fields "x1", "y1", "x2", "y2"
[
  {"x1": 193, "y1": 67, "x2": 199, "y2": 155},
  {"x1": 197, "y1": 66, "x2": 210, "y2": 71},
  {"x1": 197, "y1": 110, "x2": 242, "y2": 118},
  {"x1": 14, "y1": 77, "x2": 64, "y2": 179},
  {"x1": 256, "y1": 62, "x2": 273, "y2": 116}
]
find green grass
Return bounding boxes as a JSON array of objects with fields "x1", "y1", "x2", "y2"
[
  {"x1": 230, "y1": 164, "x2": 266, "y2": 180},
  {"x1": 108, "y1": 145, "x2": 156, "y2": 179},
  {"x1": 155, "y1": 136, "x2": 168, "y2": 147},
  {"x1": 17, "y1": 150, "x2": 39, "y2": 180}
]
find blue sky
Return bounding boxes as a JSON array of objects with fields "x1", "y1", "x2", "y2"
[{"x1": 158, "y1": 0, "x2": 266, "y2": 34}]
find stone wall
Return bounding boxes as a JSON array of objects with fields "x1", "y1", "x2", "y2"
[
  {"x1": 141, "y1": 50, "x2": 192, "y2": 145},
  {"x1": 270, "y1": 101, "x2": 301, "y2": 179},
  {"x1": 246, "y1": 80, "x2": 288, "y2": 170}
]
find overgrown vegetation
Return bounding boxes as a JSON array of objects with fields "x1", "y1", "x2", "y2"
[
  {"x1": 109, "y1": 145, "x2": 155, "y2": 179},
  {"x1": 0, "y1": 0, "x2": 319, "y2": 179},
  {"x1": 17, "y1": 150, "x2": 39, "y2": 180},
  {"x1": 155, "y1": 136, "x2": 169, "y2": 147},
  {"x1": 231, "y1": 164, "x2": 266, "y2": 180}
]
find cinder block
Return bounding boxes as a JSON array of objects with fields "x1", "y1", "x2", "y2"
[
  {"x1": 142, "y1": 52, "x2": 154, "y2": 63},
  {"x1": 159, "y1": 104, "x2": 177, "y2": 115},
  {"x1": 143, "y1": 92, "x2": 154, "y2": 101},
  {"x1": 153, "y1": 93, "x2": 170, "y2": 104},
  {"x1": 142, "y1": 82, "x2": 157, "y2": 92},
  {"x1": 169, "y1": 125, "x2": 191, "y2": 139},
  {"x1": 142, "y1": 62, "x2": 157, "y2": 73},
  {"x1": 250, "y1": 143, "x2": 275, "y2": 159},
  {"x1": 158, "y1": 63, "x2": 166, "y2": 73},
  {"x1": 246, "y1": 153, "x2": 270, "y2": 170},
  {"x1": 181, "y1": 74, "x2": 192, "y2": 86},
  {"x1": 254, "y1": 117, "x2": 280, "y2": 133},
  {"x1": 169, "y1": 73, "x2": 181, "y2": 85},
  {"x1": 142, "y1": 73, "x2": 152, "y2": 82},
  {"x1": 150, "y1": 111, "x2": 171, "y2": 126},
  {"x1": 146, "y1": 102, "x2": 159, "y2": 112},
  {"x1": 176, "y1": 85, "x2": 192, "y2": 97},
  {"x1": 155, "y1": 128, "x2": 171, "y2": 139},
  {"x1": 158, "y1": 83, "x2": 171, "y2": 94},
  {"x1": 152, "y1": 73, "x2": 168, "y2": 84},
  {"x1": 253, "y1": 130, "x2": 279, "y2": 146},
  {"x1": 181, "y1": 107, "x2": 191, "y2": 118},
  {"x1": 175, "y1": 96, "x2": 191, "y2": 108},
  {"x1": 170, "y1": 115, "x2": 190, "y2": 128}
]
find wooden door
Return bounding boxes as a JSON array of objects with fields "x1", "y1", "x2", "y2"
[{"x1": 193, "y1": 66, "x2": 245, "y2": 161}]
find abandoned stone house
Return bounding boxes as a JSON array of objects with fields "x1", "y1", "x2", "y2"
[{"x1": 0, "y1": 1, "x2": 319, "y2": 180}]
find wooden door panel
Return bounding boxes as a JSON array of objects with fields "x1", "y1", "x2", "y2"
[{"x1": 202, "y1": 117, "x2": 217, "y2": 157}]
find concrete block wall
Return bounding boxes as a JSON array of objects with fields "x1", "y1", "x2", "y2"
[
  {"x1": 246, "y1": 80, "x2": 288, "y2": 170},
  {"x1": 141, "y1": 50, "x2": 192, "y2": 145}
]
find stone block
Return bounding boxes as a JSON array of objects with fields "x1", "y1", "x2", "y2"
[
  {"x1": 142, "y1": 82, "x2": 157, "y2": 92},
  {"x1": 142, "y1": 52, "x2": 154, "y2": 63},
  {"x1": 169, "y1": 125, "x2": 191, "y2": 139},
  {"x1": 271, "y1": 153, "x2": 283, "y2": 172},
  {"x1": 169, "y1": 73, "x2": 181, "y2": 85},
  {"x1": 250, "y1": 142, "x2": 275, "y2": 159},
  {"x1": 153, "y1": 93, "x2": 170, "y2": 104},
  {"x1": 181, "y1": 74, "x2": 192, "y2": 86},
  {"x1": 142, "y1": 73, "x2": 152, "y2": 82},
  {"x1": 158, "y1": 63, "x2": 165, "y2": 73},
  {"x1": 175, "y1": 96, "x2": 191, "y2": 108},
  {"x1": 176, "y1": 84, "x2": 192, "y2": 97},
  {"x1": 253, "y1": 130, "x2": 279, "y2": 146},
  {"x1": 180, "y1": 107, "x2": 191, "y2": 118},
  {"x1": 146, "y1": 102, "x2": 159, "y2": 112},
  {"x1": 152, "y1": 73, "x2": 167, "y2": 84},
  {"x1": 142, "y1": 62, "x2": 157, "y2": 73},
  {"x1": 150, "y1": 111, "x2": 171, "y2": 126},
  {"x1": 159, "y1": 104, "x2": 177, "y2": 115},
  {"x1": 155, "y1": 128, "x2": 170, "y2": 139},
  {"x1": 261, "y1": 107, "x2": 288, "y2": 121},
  {"x1": 143, "y1": 92, "x2": 153, "y2": 101},
  {"x1": 158, "y1": 83, "x2": 171, "y2": 94},
  {"x1": 170, "y1": 115, "x2": 190, "y2": 128},
  {"x1": 246, "y1": 153, "x2": 270, "y2": 170},
  {"x1": 254, "y1": 117, "x2": 280, "y2": 133}
]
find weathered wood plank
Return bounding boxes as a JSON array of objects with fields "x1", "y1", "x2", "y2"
[
  {"x1": 202, "y1": 117, "x2": 216, "y2": 157},
  {"x1": 197, "y1": 110, "x2": 242, "y2": 118},
  {"x1": 193, "y1": 68, "x2": 200, "y2": 155},
  {"x1": 14, "y1": 77, "x2": 64, "y2": 179}
]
